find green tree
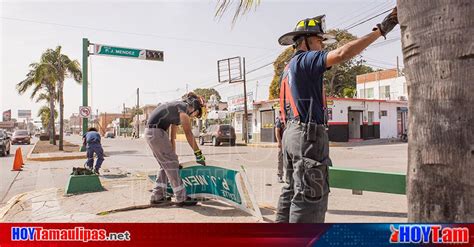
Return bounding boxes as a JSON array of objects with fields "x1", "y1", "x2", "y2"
[
  {"x1": 193, "y1": 88, "x2": 222, "y2": 102},
  {"x1": 17, "y1": 62, "x2": 58, "y2": 144},
  {"x1": 37, "y1": 105, "x2": 58, "y2": 130},
  {"x1": 41, "y1": 46, "x2": 82, "y2": 150},
  {"x1": 268, "y1": 47, "x2": 294, "y2": 99}
]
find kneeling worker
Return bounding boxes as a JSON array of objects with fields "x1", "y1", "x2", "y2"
[
  {"x1": 83, "y1": 127, "x2": 105, "y2": 175},
  {"x1": 146, "y1": 92, "x2": 206, "y2": 206}
]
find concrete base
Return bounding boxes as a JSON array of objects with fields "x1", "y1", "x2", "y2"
[{"x1": 65, "y1": 175, "x2": 104, "y2": 194}]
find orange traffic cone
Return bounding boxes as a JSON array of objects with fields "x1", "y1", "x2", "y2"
[{"x1": 12, "y1": 148, "x2": 23, "y2": 171}]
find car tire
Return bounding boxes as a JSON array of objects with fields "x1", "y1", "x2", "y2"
[
  {"x1": 199, "y1": 137, "x2": 204, "y2": 145},
  {"x1": 230, "y1": 139, "x2": 236, "y2": 146},
  {"x1": 212, "y1": 137, "x2": 219, "y2": 146}
]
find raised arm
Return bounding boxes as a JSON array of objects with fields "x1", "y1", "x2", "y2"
[{"x1": 326, "y1": 7, "x2": 398, "y2": 68}]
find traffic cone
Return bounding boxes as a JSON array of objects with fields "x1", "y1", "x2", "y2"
[{"x1": 12, "y1": 148, "x2": 23, "y2": 171}]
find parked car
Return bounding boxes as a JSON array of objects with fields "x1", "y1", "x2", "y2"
[
  {"x1": 12, "y1": 130, "x2": 31, "y2": 145},
  {"x1": 199, "y1": 124, "x2": 236, "y2": 146},
  {"x1": 105, "y1": 131, "x2": 115, "y2": 138},
  {"x1": 0, "y1": 130, "x2": 11, "y2": 156}
]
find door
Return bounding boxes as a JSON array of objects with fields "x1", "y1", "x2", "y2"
[{"x1": 348, "y1": 111, "x2": 362, "y2": 139}]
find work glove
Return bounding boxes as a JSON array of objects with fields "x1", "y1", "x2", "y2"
[
  {"x1": 373, "y1": 7, "x2": 398, "y2": 39},
  {"x1": 194, "y1": 149, "x2": 206, "y2": 166}
]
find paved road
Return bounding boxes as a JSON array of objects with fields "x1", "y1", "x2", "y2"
[
  {"x1": 0, "y1": 140, "x2": 36, "y2": 206},
  {"x1": 0, "y1": 135, "x2": 409, "y2": 222}
]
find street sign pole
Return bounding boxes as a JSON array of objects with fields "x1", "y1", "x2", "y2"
[
  {"x1": 242, "y1": 57, "x2": 248, "y2": 144},
  {"x1": 81, "y1": 38, "x2": 89, "y2": 152}
]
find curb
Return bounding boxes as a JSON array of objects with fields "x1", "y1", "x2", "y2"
[
  {"x1": 25, "y1": 140, "x2": 38, "y2": 160},
  {"x1": 0, "y1": 192, "x2": 26, "y2": 222},
  {"x1": 27, "y1": 153, "x2": 87, "y2": 162}
]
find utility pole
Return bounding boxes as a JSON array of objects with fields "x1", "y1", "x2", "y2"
[
  {"x1": 255, "y1": 81, "x2": 259, "y2": 102},
  {"x1": 242, "y1": 57, "x2": 249, "y2": 144},
  {"x1": 396, "y1": 56, "x2": 400, "y2": 76},
  {"x1": 122, "y1": 103, "x2": 126, "y2": 137},
  {"x1": 136, "y1": 88, "x2": 140, "y2": 138}
]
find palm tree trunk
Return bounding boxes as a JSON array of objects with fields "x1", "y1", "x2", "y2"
[
  {"x1": 399, "y1": 0, "x2": 474, "y2": 222},
  {"x1": 58, "y1": 81, "x2": 64, "y2": 150},
  {"x1": 48, "y1": 85, "x2": 56, "y2": 145}
]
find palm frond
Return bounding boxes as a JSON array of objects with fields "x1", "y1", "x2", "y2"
[{"x1": 215, "y1": 0, "x2": 260, "y2": 25}]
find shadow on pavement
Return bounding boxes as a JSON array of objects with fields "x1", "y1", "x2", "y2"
[
  {"x1": 331, "y1": 139, "x2": 405, "y2": 148},
  {"x1": 104, "y1": 150, "x2": 139, "y2": 156},
  {"x1": 327, "y1": 209, "x2": 407, "y2": 218}
]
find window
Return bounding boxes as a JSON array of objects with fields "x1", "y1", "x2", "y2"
[
  {"x1": 380, "y1": 110, "x2": 388, "y2": 117},
  {"x1": 366, "y1": 88, "x2": 374, "y2": 98},
  {"x1": 379, "y1": 85, "x2": 390, "y2": 99},
  {"x1": 359, "y1": 89, "x2": 365, "y2": 98},
  {"x1": 368, "y1": 111, "x2": 374, "y2": 125}
]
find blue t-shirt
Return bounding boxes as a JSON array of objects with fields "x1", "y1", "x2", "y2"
[
  {"x1": 287, "y1": 50, "x2": 328, "y2": 124},
  {"x1": 84, "y1": 131, "x2": 101, "y2": 145}
]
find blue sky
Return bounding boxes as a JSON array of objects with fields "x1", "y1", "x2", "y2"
[{"x1": 1, "y1": 0, "x2": 401, "y2": 120}]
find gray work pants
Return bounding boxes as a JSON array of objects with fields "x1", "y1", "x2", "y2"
[
  {"x1": 145, "y1": 128, "x2": 187, "y2": 202},
  {"x1": 277, "y1": 148, "x2": 284, "y2": 178},
  {"x1": 275, "y1": 121, "x2": 331, "y2": 223}
]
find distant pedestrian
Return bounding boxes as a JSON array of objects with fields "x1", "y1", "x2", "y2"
[
  {"x1": 83, "y1": 127, "x2": 105, "y2": 175},
  {"x1": 275, "y1": 115, "x2": 285, "y2": 183}
]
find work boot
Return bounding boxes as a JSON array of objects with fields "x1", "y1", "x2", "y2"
[
  {"x1": 150, "y1": 196, "x2": 172, "y2": 205},
  {"x1": 176, "y1": 196, "x2": 198, "y2": 207}
]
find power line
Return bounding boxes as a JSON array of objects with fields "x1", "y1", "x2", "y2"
[
  {"x1": 344, "y1": 8, "x2": 393, "y2": 31},
  {"x1": 1, "y1": 16, "x2": 274, "y2": 51},
  {"x1": 329, "y1": 0, "x2": 392, "y2": 30}
]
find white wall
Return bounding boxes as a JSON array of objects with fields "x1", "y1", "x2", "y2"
[{"x1": 357, "y1": 76, "x2": 407, "y2": 100}]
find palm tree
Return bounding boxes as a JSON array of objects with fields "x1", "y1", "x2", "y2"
[
  {"x1": 40, "y1": 46, "x2": 82, "y2": 150},
  {"x1": 17, "y1": 63, "x2": 57, "y2": 144},
  {"x1": 399, "y1": 0, "x2": 473, "y2": 222},
  {"x1": 37, "y1": 105, "x2": 58, "y2": 130}
]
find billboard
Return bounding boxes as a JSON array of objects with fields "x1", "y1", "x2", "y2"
[
  {"x1": 2, "y1": 110, "x2": 11, "y2": 122},
  {"x1": 18, "y1": 110, "x2": 32, "y2": 119},
  {"x1": 227, "y1": 92, "x2": 253, "y2": 112}
]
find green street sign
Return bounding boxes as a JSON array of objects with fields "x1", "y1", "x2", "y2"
[
  {"x1": 93, "y1": 44, "x2": 163, "y2": 61},
  {"x1": 148, "y1": 162, "x2": 263, "y2": 220}
]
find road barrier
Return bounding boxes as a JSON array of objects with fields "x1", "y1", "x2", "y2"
[{"x1": 329, "y1": 167, "x2": 406, "y2": 195}]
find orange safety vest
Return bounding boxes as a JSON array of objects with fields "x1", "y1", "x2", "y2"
[{"x1": 279, "y1": 64, "x2": 299, "y2": 123}]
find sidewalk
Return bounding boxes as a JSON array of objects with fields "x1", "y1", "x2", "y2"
[
  {"x1": 0, "y1": 168, "x2": 407, "y2": 223},
  {"x1": 0, "y1": 173, "x2": 268, "y2": 223}
]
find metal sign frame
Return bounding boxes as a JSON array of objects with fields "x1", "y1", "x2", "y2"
[{"x1": 217, "y1": 56, "x2": 243, "y2": 84}]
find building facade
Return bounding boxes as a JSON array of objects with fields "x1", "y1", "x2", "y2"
[
  {"x1": 231, "y1": 97, "x2": 408, "y2": 143},
  {"x1": 356, "y1": 69, "x2": 407, "y2": 101}
]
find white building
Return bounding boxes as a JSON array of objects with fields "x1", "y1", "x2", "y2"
[
  {"x1": 230, "y1": 97, "x2": 408, "y2": 143},
  {"x1": 356, "y1": 69, "x2": 408, "y2": 101}
]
